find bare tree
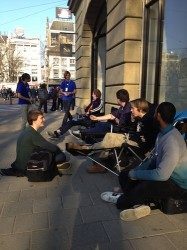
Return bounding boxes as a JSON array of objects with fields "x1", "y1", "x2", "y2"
[{"x1": 0, "y1": 38, "x2": 23, "y2": 82}]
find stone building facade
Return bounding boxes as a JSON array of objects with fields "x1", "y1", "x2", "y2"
[{"x1": 68, "y1": 0, "x2": 187, "y2": 112}]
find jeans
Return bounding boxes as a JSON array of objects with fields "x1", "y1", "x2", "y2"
[
  {"x1": 20, "y1": 104, "x2": 30, "y2": 130},
  {"x1": 59, "y1": 117, "x2": 92, "y2": 135},
  {"x1": 62, "y1": 99, "x2": 73, "y2": 125}
]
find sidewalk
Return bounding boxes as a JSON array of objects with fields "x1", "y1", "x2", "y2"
[{"x1": 0, "y1": 100, "x2": 186, "y2": 250}]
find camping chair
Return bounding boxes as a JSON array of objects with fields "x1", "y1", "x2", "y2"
[
  {"x1": 66, "y1": 131, "x2": 144, "y2": 176},
  {"x1": 174, "y1": 110, "x2": 187, "y2": 142}
]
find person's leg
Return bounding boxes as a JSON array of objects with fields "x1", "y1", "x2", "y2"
[
  {"x1": 38, "y1": 100, "x2": 42, "y2": 110},
  {"x1": 81, "y1": 122, "x2": 111, "y2": 144},
  {"x1": 20, "y1": 104, "x2": 29, "y2": 130},
  {"x1": 62, "y1": 100, "x2": 72, "y2": 125},
  {"x1": 116, "y1": 178, "x2": 183, "y2": 210},
  {"x1": 58, "y1": 120, "x2": 78, "y2": 135},
  {"x1": 44, "y1": 100, "x2": 48, "y2": 113}
]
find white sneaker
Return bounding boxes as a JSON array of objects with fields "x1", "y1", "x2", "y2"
[
  {"x1": 101, "y1": 192, "x2": 122, "y2": 204},
  {"x1": 72, "y1": 130, "x2": 81, "y2": 136},
  {"x1": 120, "y1": 205, "x2": 151, "y2": 221}
]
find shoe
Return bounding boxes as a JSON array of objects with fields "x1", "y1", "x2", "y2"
[
  {"x1": 57, "y1": 162, "x2": 72, "y2": 175},
  {"x1": 72, "y1": 130, "x2": 82, "y2": 139},
  {"x1": 0, "y1": 168, "x2": 25, "y2": 177},
  {"x1": 47, "y1": 131, "x2": 60, "y2": 139},
  {"x1": 87, "y1": 164, "x2": 107, "y2": 173},
  {"x1": 101, "y1": 192, "x2": 122, "y2": 204},
  {"x1": 66, "y1": 143, "x2": 92, "y2": 156},
  {"x1": 120, "y1": 205, "x2": 151, "y2": 221},
  {"x1": 72, "y1": 130, "x2": 81, "y2": 136}
]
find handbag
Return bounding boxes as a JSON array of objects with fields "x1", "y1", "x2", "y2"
[{"x1": 27, "y1": 149, "x2": 58, "y2": 182}]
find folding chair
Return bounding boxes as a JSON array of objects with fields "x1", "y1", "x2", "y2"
[
  {"x1": 66, "y1": 131, "x2": 143, "y2": 176},
  {"x1": 174, "y1": 110, "x2": 187, "y2": 142}
]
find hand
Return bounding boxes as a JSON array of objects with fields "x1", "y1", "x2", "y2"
[{"x1": 90, "y1": 115, "x2": 98, "y2": 121}]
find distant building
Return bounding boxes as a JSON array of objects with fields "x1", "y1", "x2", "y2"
[
  {"x1": 10, "y1": 31, "x2": 42, "y2": 85},
  {"x1": 0, "y1": 28, "x2": 42, "y2": 86},
  {"x1": 44, "y1": 13, "x2": 76, "y2": 85}
]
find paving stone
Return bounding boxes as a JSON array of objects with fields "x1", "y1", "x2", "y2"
[
  {"x1": 14, "y1": 212, "x2": 49, "y2": 233},
  {"x1": 90, "y1": 240, "x2": 133, "y2": 250},
  {"x1": 135, "y1": 213, "x2": 180, "y2": 236},
  {"x1": 103, "y1": 219, "x2": 146, "y2": 241},
  {"x1": 0, "y1": 182, "x2": 10, "y2": 192},
  {"x1": 166, "y1": 213, "x2": 187, "y2": 230},
  {"x1": 166, "y1": 230, "x2": 187, "y2": 249},
  {"x1": 62, "y1": 193, "x2": 93, "y2": 209},
  {"x1": 80, "y1": 204, "x2": 114, "y2": 223},
  {"x1": 33, "y1": 197, "x2": 62, "y2": 212},
  {"x1": 0, "y1": 216, "x2": 15, "y2": 235},
  {"x1": 19, "y1": 188, "x2": 47, "y2": 201},
  {"x1": 49, "y1": 208, "x2": 83, "y2": 229},
  {"x1": 69, "y1": 222, "x2": 109, "y2": 247},
  {"x1": 8, "y1": 180, "x2": 35, "y2": 191},
  {"x1": 130, "y1": 235, "x2": 176, "y2": 250},
  {"x1": 2, "y1": 200, "x2": 33, "y2": 217},
  {"x1": 89, "y1": 191, "x2": 107, "y2": 206},
  {"x1": 71, "y1": 245, "x2": 92, "y2": 250},
  {"x1": 0, "y1": 202, "x2": 4, "y2": 216},
  {"x1": 0, "y1": 232, "x2": 31, "y2": 250},
  {"x1": 31, "y1": 228, "x2": 69, "y2": 250},
  {"x1": 0, "y1": 191, "x2": 20, "y2": 202},
  {"x1": 47, "y1": 185, "x2": 66, "y2": 198}
]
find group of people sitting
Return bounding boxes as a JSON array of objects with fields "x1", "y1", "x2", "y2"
[{"x1": 1, "y1": 87, "x2": 187, "y2": 221}]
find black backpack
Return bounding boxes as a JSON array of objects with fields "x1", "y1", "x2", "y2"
[{"x1": 26, "y1": 149, "x2": 58, "y2": 182}]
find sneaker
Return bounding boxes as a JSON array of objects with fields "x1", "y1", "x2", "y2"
[
  {"x1": 47, "y1": 131, "x2": 60, "y2": 139},
  {"x1": 120, "y1": 205, "x2": 151, "y2": 221},
  {"x1": 100, "y1": 192, "x2": 122, "y2": 204},
  {"x1": 72, "y1": 130, "x2": 81, "y2": 136}
]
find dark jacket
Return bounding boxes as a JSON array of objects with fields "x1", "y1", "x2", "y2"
[{"x1": 85, "y1": 98, "x2": 103, "y2": 115}]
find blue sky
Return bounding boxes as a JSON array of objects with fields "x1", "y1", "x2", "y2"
[{"x1": 0, "y1": 0, "x2": 68, "y2": 42}]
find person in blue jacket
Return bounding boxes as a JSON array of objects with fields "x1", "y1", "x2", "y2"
[
  {"x1": 16, "y1": 73, "x2": 31, "y2": 130},
  {"x1": 60, "y1": 71, "x2": 76, "y2": 125}
]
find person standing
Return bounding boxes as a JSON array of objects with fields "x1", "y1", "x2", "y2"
[
  {"x1": 60, "y1": 71, "x2": 76, "y2": 125},
  {"x1": 38, "y1": 84, "x2": 48, "y2": 113},
  {"x1": 16, "y1": 73, "x2": 31, "y2": 130}
]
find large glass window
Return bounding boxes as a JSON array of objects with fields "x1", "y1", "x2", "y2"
[
  {"x1": 142, "y1": 0, "x2": 161, "y2": 103},
  {"x1": 145, "y1": 1, "x2": 159, "y2": 102},
  {"x1": 159, "y1": 0, "x2": 187, "y2": 111}
]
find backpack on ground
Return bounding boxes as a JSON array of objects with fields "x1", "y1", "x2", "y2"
[
  {"x1": 26, "y1": 149, "x2": 58, "y2": 182},
  {"x1": 160, "y1": 197, "x2": 187, "y2": 215}
]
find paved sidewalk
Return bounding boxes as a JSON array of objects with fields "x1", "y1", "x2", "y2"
[{"x1": 0, "y1": 99, "x2": 186, "y2": 250}]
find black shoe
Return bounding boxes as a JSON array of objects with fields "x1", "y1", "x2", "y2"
[{"x1": 0, "y1": 168, "x2": 25, "y2": 177}]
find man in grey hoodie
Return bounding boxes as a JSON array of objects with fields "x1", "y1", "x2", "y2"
[{"x1": 101, "y1": 102, "x2": 187, "y2": 220}]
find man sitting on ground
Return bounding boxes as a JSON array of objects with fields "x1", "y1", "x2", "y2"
[
  {"x1": 101, "y1": 102, "x2": 187, "y2": 221},
  {"x1": 47, "y1": 89, "x2": 103, "y2": 139},
  {"x1": 0, "y1": 110, "x2": 70, "y2": 176}
]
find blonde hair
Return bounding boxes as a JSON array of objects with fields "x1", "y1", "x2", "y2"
[{"x1": 130, "y1": 98, "x2": 149, "y2": 113}]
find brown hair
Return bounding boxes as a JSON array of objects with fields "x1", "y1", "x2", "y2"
[
  {"x1": 116, "y1": 89, "x2": 129, "y2": 102},
  {"x1": 27, "y1": 110, "x2": 43, "y2": 125},
  {"x1": 64, "y1": 70, "x2": 71, "y2": 79},
  {"x1": 130, "y1": 98, "x2": 149, "y2": 113},
  {"x1": 93, "y1": 89, "x2": 101, "y2": 99}
]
